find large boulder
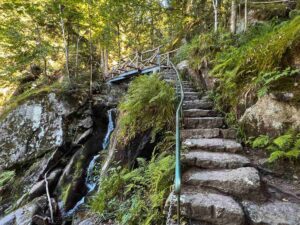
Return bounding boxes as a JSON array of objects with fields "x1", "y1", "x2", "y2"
[
  {"x1": 0, "y1": 93, "x2": 76, "y2": 171},
  {"x1": 240, "y1": 95, "x2": 300, "y2": 137}
]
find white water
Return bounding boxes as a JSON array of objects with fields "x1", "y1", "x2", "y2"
[
  {"x1": 64, "y1": 108, "x2": 116, "y2": 217},
  {"x1": 102, "y1": 108, "x2": 116, "y2": 150}
]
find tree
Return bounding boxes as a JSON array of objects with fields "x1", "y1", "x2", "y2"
[{"x1": 230, "y1": 0, "x2": 237, "y2": 34}]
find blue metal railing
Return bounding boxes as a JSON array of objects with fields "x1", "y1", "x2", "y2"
[{"x1": 170, "y1": 61, "x2": 184, "y2": 224}]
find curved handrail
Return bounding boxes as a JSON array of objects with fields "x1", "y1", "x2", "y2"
[{"x1": 169, "y1": 60, "x2": 184, "y2": 224}]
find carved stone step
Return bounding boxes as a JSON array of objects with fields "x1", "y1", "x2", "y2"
[
  {"x1": 242, "y1": 201, "x2": 300, "y2": 225},
  {"x1": 183, "y1": 100, "x2": 214, "y2": 110},
  {"x1": 184, "y1": 117, "x2": 224, "y2": 129},
  {"x1": 184, "y1": 95, "x2": 199, "y2": 101},
  {"x1": 183, "y1": 109, "x2": 219, "y2": 117},
  {"x1": 181, "y1": 128, "x2": 237, "y2": 139},
  {"x1": 182, "y1": 151, "x2": 250, "y2": 169},
  {"x1": 166, "y1": 190, "x2": 245, "y2": 225},
  {"x1": 183, "y1": 138, "x2": 242, "y2": 153},
  {"x1": 183, "y1": 167, "x2": 261, "y2": 197}
]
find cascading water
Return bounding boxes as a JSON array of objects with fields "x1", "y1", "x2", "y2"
[
  {"x1": 64, "y1": 108, "x2": 116, "y2": 217},
  {"x1": 102, "y1": 108, "x2": 116, "y2": 150}
]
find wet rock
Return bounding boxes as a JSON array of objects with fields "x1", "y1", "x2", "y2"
[
  {"x1": 29, "y1": 169, "x2": 62, "y2": 200},
  {"x1": 240, "y1": 95, "x2": 300, "y2": 137},
  {"x1": 73, "y1": 129, "x2": 93, "y2": 145},
  {"x1": 183, "y1": 167, "x2": 261, "y2": 197},
  {"x1": 78, "y1": 117, "x2": 93, "y2": 129},
  {"x1": 0, "y1": 196, "x2": 57, "y2": 225},
  {"x1": 242, "y1": 201, "x2": 300, "y2": 225}
]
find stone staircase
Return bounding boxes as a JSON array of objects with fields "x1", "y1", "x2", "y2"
[{"x1": 163, "y1": 74, "x2": 300, "y2": 225}]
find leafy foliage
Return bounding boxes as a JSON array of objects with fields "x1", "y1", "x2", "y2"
[
  {"x1": 212, "y1": 16, "x2": 300, "y2": 110},
  {"x1": 90, "y1": 153, "x2": 175, "y2": 225},
  {"x1": 256, "y1": 68, "x2": 300, "y2": 97},
  {"x1": 251, "y1": 131, "x2": 300, "y2": 162},
  {"x1": 118, "y1": 74, "x2": 175, "y2": 143},
  {"x1": 252, "y1": 135, "x2": 271, "y2": 149}
]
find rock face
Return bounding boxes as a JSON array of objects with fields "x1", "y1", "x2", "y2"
[
  {"x1": 0, "y1": 93, "x2": 75, "y2": 171},
  {"x1": 240, "y1": 94, "x2": 300, "y2": 137},
  {"x1": 242, "y1": 201, "x2": 300, "y2": 225}
]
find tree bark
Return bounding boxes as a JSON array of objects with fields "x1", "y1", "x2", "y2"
[
  {"x1": 230, "y1": 0, "x2": 237, "y2": 34},
  {"x1": 244, "y1": 0, "x2": 248, "y2": 32},
  {"x1": 59, "y1": 4, "x2": 70, "y2": 83},
  {"x1": 212, "y1": 0, "x2": 218, "y2": 33},
  {"x1": 88, "y1": 0, "x2": 93, "y2": 96}
]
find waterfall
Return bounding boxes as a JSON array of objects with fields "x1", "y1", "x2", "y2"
[
  {"x1": 64, "y1": 108, "x2": 116, "y2": 217},
  {"x1": 102, "y1": 108, "x2": 116, "y2": 150}
]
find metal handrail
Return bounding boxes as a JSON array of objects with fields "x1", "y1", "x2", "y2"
[{"x1": 169, "y1": 60, "x2": 184, "y2": 225}]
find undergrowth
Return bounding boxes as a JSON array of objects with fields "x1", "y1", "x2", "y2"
[
  {"x1": 90, "y1": 153, "x2": 175, "y2": 225},
  {"x1": 213, "y1": 16, "x2": 300, "y2": 110},
  {"x1": 118, "y1": 74, "x2": 175, "y2": 144},
  {"x1": 250, "y1": 130, "x2": 300, "y2": 162}
]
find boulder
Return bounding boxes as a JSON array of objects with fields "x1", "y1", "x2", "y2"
[
  {"x1": 0, "y1": 196, "x2": 59, "y2": 225},
  {"x1": 0, "y1": 93, "x2": 76, "y2": 171},
  {"x1": 240, "y1": 95, "x2": 300, "y2": 137}
]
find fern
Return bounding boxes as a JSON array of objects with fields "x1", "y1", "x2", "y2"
[
  {"x1": 273, "y1": 134, "x2": 294, "y2": 150},
  {"x1": 118, "y1": 74, "x2": 175, "y2": 144},
  {"x1": 252, "y1": 135, "x2": 270, "y2": 148},
  {"x1": 268, "y1": 151, "x2": 286, "y2": 162}
]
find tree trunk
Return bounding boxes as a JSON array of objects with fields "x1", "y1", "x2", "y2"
[
  {"x1": 59, "y1": 4, "x2": 70, "y2": 83},
  {"x1": 212, "y1": 0, "x2": 218, "y2": 33},
  {"x1": 230, "y1": 0, "x2": 237, "y2": 34},
  {"x1": 75, "y1": 36, "x2": 81, "y2": 78},
  {"x1": 244, "y1": 0, "x2": 248, "y2": 32},
  {"x1": 88, "y1": 0, "x2": 93, "y2": 96}
]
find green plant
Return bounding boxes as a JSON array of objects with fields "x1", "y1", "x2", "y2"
[
  {"x1": 118, "y1": 74, "x2": 175, "y2": 143},
  {"x1": 252, "y1": 135, "x2": 271, "y2": 149},
  {"x1": 90, "y1": 153, "x2": 175, "y2": 225},
  {"x1": 256, "y1": 68, "x2": 300, "y2": 97}
]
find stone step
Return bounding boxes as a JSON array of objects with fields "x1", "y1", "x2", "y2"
[
  {"x1": 242, "y1": 201, "x2": 300, "y2": 225},
  {"x1": 184, "y1": 109, "x2": 219, "y2": 117},
  {"x1": 167, "y1": 190, "x2": 245, "y2": 225},
  {"x1": 183, "y1": 138, "x2": 242, "y2": 153},
  {"x1": 183, "y1": 100, "x2": 214, "y2": 110},
  {"x1": 184, "y1": 117, "x2": 224, "y2": 129},
  {"x1": 181, "y1": 128, "x2": 237, "y2": 139},
  {"x1": 184, "y1": 95, "x2": 199, "y2": 101},
  {"x1": 184, "y1": 91, "x2": 200, "y2": 96},
  {"x1": 183, "y1": 167, "x2": 261, "y2": 197},
  {"x1": 182, "y1": 150, "x2": 250, "y2": 169}
]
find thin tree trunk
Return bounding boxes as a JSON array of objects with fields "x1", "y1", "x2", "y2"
[
  {"x1": 59, "y1": 4, "x2": 70, "y2": 83},
  {"x1": 212, "y1": 0, "x2": 218, "y2": 33},
  {"x1": 75, "y1": 36, "x2": 81, "y2": 78},
  {"x1": 244, "y1": 0, "x2": 248, "y2": 32},
  {"x1": 230, "y1": 0, "x2": 237, "y2": 34},
  {"x1": 88, "y1": 0, "x2": 93, "y2": 96}
]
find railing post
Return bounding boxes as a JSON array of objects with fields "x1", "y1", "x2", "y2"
[
  {"x1": 135, "y1": 51, "x2": 139, "y2": 68},
  {"x1": 157, "y1": 47, "x2": 161, "y2": 72}
]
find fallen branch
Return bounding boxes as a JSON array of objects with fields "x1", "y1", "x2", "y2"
[{"x1": 44, "y1": 171, "x2": 54, "y2": 223}]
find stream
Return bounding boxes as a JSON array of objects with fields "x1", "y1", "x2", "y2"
[{"x1": 64, "y1": 108, "x2": 116, "y2": 217}]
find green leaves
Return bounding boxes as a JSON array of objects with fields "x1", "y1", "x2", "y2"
[
  {"x1": 90, "y1": 153, "x2": 175, "y2": 225},
  {"x1": 118, "y1": 74, "x2": 175, "y2": 143},
  {"x1": 252, "y1": 135, "x2": 270, "y2": 149}
]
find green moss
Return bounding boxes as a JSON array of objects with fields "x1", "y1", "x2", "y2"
[
  {"x1": 61, "y1": 184, "x2": 72, "y2": 204},
  {"x1": 118, "y1": 74, "x2": 175, "y2": 144},
  {"x1": 0, "y1": 170, "x2": 15, "y2": 188}
]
